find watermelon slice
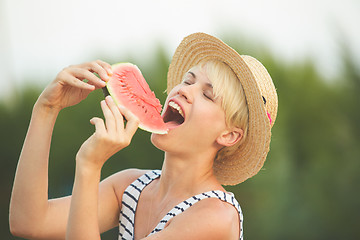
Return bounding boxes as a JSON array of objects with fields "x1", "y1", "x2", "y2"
[{"x1": 103, "y1": 63, "x2": 168, "y2": 134}]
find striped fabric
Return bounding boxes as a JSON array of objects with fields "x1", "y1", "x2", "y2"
[
  {"x1": 119, "y1": 170, "x2": 161, "y2": 239},
  {"x1": 118, "y1": 170, "x2": 244, "y2": 240}
]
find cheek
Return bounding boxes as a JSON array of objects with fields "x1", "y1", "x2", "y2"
[{"x1": 192, "y1": 105, "x2": 227, "y2": 133}]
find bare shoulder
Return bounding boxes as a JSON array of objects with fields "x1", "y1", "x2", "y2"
[
  {"x1": 104, "y1": 168, "x2": 149, "y2": 184},
  {"x1": 159, "y1": 197, "x2": 240, "y2": 240},
  {"x1": 193, "y1": 197, "x2": 240, "y2": 220},
  {"x1": 192, "y1": 198, "x2": 240, "y2": 237},
  {"x1": 100, "y1": 168, "x2": 150, "y2": 198}
]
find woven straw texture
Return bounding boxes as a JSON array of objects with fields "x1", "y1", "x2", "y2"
[{"x1": 167, "y1": 33, "x2": 278, "y2": 185}]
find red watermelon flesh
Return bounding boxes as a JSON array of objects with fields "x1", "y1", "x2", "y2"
[{"x1": 105, "y1": 63, "x2": 168, "y2": 134}]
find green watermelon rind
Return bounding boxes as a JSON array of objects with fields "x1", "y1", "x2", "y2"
[{"x1": 105, "y1": 62, "x2": 168, "y2": 135}]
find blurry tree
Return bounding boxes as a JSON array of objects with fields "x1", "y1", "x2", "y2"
[{"x1": 1, "y1": 39, "x2": 359, "y2": 240}]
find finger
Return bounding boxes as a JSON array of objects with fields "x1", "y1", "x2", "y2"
[
  {"x1": 105, "y1": 96, "x2": 124, "y2": 131},
  {"x1": 64, "y1": 73, "x2": 96, "y2": 91},
  {"x1": 95, "y1": 60, "x2": 113, "y2": 77},
  {"x1": 101, "y1": 100, "x2": 116, "y2": 132},
  {"x1": 118, "y1": 106, "x2": 139, "y2": 137},
  {"x1": 90, "y1": 117, "x2": 106, "y2": 134},
  {"x1": 87, "y1": 61, "x2": 111, "y2": 82},
  {"x1": 71, "y1": 68, "x2": 106, "y2": 89}
]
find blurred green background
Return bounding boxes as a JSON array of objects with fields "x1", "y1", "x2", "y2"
[{"x1": 2, "y1": 35, "x2": 360, "y2": 240}]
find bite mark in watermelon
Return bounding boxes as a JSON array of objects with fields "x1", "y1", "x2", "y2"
[{"x1": 103, "y1": 63, "x2": 168, "y2": 134}]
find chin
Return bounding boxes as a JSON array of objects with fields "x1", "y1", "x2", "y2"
[
  {"x1": 150, "y1": 132, "x2": 166, "y2": 151},
  {"x1": 150, "y1": 131, "x2": 183, "y2": 154}
]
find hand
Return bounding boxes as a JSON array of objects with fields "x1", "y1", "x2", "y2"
[
  {"x1": 76, "y1": 96, "x2": 139, "y2": 171},
  {"x1": 36, "y1": 60, "x2": 113, "y2": 111}
]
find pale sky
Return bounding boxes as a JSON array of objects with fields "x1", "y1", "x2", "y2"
[{"x1": 1, "y1": 0, "x2": 359, "y2": 98}]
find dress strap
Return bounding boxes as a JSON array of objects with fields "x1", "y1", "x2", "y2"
[
  {"x1": 148, "y1": 190, "x2": 244, "y2": 239},
  {"x1": 119, "y1": 170, "x2": 161, "y2": 240}
]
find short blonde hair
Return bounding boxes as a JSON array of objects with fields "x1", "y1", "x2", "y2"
[{"x1": 199, "y1": 60, "x2": 249, "y2": 157}]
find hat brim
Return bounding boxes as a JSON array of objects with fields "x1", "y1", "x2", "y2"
[{"x1": 167, "y1": 33, "x2": 273, "y2": 185}]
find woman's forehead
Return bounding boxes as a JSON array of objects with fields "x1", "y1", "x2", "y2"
[{"x1": 185, "y1": 65, "x2": 212, "y2": 83}]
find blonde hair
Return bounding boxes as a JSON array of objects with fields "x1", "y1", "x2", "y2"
[{"x1": 199, "y1": 60, "x2": 249, "y2": 158}]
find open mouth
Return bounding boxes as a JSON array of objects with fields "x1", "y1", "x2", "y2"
[{"x1": 162, "y1": 101, "x2": 185, "y2": 129}]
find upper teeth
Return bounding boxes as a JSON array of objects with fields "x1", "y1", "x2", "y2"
[{"x1": 169, "y1": 101, "x2": 184, "y2": 118}]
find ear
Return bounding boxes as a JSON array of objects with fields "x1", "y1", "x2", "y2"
[{"x1": 216, "y1": 127, "x2": 243, "y2": 147}]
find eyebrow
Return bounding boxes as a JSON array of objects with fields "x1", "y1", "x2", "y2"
[
  {"x1": 187, "y1": 71, "x2": 213, "y2": 89},
  {"x1": 188, "y1": 71, "x2": 196, "y2": 78}
]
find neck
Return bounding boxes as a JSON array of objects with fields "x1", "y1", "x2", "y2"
[{"x1": 155, "y1": 151, "x2": 223, "y2": 201}]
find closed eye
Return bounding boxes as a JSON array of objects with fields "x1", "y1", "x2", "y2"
[
  {"x1": 203, "y1": 91, "x2": 215, "y2": 101},
  {"x1": 182, "y1": 71, "x2": 216, "y2": 101},
  {"x1": 182, "y1": 71, "x2": 196, "y2": 85},
  {"x1": 204, "y1": 93, "x2": 213, "y2": 101},
  {"x1": 183, "y1": 80, "x2": 192, "y2": 85}
]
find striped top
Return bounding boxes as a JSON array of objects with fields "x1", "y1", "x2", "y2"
[{"x1": 118, "y1": 170, "x2": 244, "y2": 240}]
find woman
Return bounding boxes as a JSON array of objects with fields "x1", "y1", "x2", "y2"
[{"x1": 9, "y1": 33, "x2": 277, "y2": 240}]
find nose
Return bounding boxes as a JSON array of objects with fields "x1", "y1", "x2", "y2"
[{"x1": 177, "y1": 83, "x2": 195, "y2": 103}]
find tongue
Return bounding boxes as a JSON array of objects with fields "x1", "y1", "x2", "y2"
[{"x1": 165, "y1": 121, "x2": 181, "y2": 130}]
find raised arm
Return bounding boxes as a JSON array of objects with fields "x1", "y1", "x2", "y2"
[
  {"x1": 9, "y1": 60, "x2": 112, "y2": 239},
  {"x1": 66, "y1": 96, "x2": 139, "y2": 240}
]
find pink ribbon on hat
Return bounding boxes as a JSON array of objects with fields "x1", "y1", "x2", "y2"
[{"x1": 267, "y1": 111, "x2": 272, "y2": 125}]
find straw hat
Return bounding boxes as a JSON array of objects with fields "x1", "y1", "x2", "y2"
[{"x1": 167, "y1": 32, "x2": 278, "y2": 185}]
